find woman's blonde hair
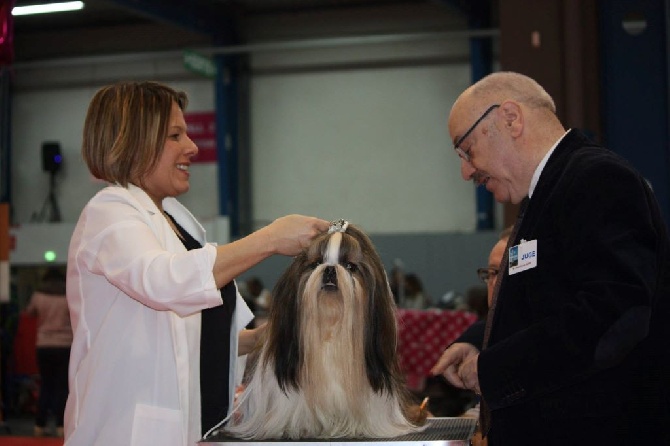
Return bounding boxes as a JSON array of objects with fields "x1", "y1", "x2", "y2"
[{"x1": 82, "y1": 81, "x2": 188, "y2": 187}]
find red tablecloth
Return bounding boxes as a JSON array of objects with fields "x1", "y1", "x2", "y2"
[{"x1": 396, "y1": 309, "x2": 478, "y2": 390}]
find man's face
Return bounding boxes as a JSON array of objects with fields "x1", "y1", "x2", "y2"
[{"x1": 448, "y1": 100, "x2": 524, "y2": 204}]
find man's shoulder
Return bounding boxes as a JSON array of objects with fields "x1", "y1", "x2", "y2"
[
  {"x1": 553, "y1": 134, "x2": 639, "y2": 184},
  {"x1": 559, "y1": 130, "x2": 634, "y2": 170}
]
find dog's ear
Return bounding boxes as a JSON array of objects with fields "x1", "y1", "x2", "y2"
[
  {"x1": 347, "y1": 227, "x2": 404, "y2": 394},
  {"x1": 365, "y1": 274, "x2": 403, "y2": 393},
  {"x1": 264, "y1": 252, "x2": 305, "y2": 393},
  {"x1": 342, "y1": 226, "x2": 402, "y2": 392}
]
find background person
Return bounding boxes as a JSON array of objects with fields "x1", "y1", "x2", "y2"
[
  {"x1": 245, "y1": 277, "x2": 271, "y2": 311},
  {"x1": 432, "y1": 227, "x2": 512, "y2": 446},
  {"x1": 388, "y1": 262, "x2": 405, "y2": 306},
  {"x1": 24, "y1": 267, "x2": 71, "y2": 438},
  {"x1": 431, "y1": 227, "x2": 512, "y2": 357},
  {"x1": 432, "y1": 71, "x2": 670, "y2": 445},
  {"x1": 243, "y1": 276, "x2": 273, "y2": 328},
  {"x1": 431, "y1": 227, "x2": 512, "y2": 415},
  {"x1": 400, "y1": 273, "x2": 431, "y2": 310},
  {"x1": 65, "y1": 81, "x2": 329, "y2": 446},
  {"x1": 461, "y1": 286, "x2": 487, "y2": 321}
]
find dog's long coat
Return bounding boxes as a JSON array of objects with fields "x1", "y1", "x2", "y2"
[{"x1": 224, "y1": 223, "x2": 421, "y2": 439}]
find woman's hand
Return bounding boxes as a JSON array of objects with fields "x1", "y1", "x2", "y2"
[
  {"x1": 261, "y1": 215, "x2": 330, "y2": 256},
  {"x1": 238, "y1": 323, "x2": 267, "y2": 356},
  {"x1": 212, "y1": 215, "x2": 328, "y2": 289}
]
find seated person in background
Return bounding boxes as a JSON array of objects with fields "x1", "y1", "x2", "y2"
[
  {"x1": 432, "y1": 227, "x2": 512, "y2": 359},
  {"x1": 400, "y1": 273, "x2": 432, "y2": 310},
  {"x1": 388, "y1": 264, "x2": 405, "y2": 305},
  {"x1": 430, "y1": 227, "x2": 511, "y2": 446},
  {"x1": 246, "y1": 277, "x2": 271, "y2": 313},
  {"x1": 244, "y1": 277, "x2": 272, "y2": 328},
  {"x1": 462, "y1": 286, "x2": 488, "y2": 321}
]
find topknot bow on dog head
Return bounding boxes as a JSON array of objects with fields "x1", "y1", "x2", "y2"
[{"x1": 328, "y1": 219, "x2": 349, "y2": 234}]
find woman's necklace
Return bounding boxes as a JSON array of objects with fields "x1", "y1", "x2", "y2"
[{"x1": 163, "y1": 210, "x2": 185, "y2": 240}]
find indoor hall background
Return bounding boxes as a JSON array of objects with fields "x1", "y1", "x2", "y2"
[
  {"x1": 3, "y1": 0, "x2": 670, "y2": 349},
  {"x1": 1, "y1": 0, "x2": 669, "y2": 438},
  {"x1": 8, "y1": 0, "x2": 506, "y2": 302}
]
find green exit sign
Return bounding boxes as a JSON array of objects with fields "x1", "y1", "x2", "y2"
[{"x1": 183, "y1": 51, "x2": 217, "y2": 78}]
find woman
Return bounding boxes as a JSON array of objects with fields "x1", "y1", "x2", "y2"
[
  {"x1": 24, "y1": 267, "x2": 71, "y2": 438},
  {"x1": 65, "y1": 81, "x2": 328, "y2": 445}
]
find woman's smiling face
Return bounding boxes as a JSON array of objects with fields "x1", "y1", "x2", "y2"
[{"x1": 141, "y1": 101, "x2": 198, "y2": 209}]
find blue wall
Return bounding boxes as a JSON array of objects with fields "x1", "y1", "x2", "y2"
[{"x1": 599, "y1": 0, "x2": 670, "y2": 226}]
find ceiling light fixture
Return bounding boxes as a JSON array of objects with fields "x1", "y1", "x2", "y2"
[{"x1": 12, "y1": 1, "x2": 85, "y2": 16}]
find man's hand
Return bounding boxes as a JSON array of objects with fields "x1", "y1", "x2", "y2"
[
  {"x1": 430, "y1": 342, "x2": 480, "y2": 391},
  {"x1": 457, "y1": 352, "x2": 480, "y2": 395}
]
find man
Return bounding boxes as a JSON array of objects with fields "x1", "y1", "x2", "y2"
[
  {"x1": 451, "y1": 227, "x2": 511, "y2": 351},
  {"x1": 455, "y1": 228, "x2": 511, "y2": 446},
  {"x1": 431, "y1": 72, "x2": 670, "y2": 445},
  {"x1": 479, "y1": 226, "x2": 512, "y2": 308}
]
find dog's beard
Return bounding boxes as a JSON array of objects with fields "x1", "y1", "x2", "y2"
[
  {"x1": 298, "y1": 260, "x2": 369, "y2": 418},
  {"x1": 226, "y1": 227, "x2": 419, "y2": 440}
]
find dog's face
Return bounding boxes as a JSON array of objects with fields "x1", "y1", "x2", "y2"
[{"x1": 263, "y1": 223, "x2": 401, "y2": 398}]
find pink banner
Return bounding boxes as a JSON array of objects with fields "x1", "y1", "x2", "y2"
[
  {"x1": 0, "y1": 0, "x2": 14, "y2": 65},
  {"x1": 185, "y1": 111, "x2": 217, "y2": 163}
]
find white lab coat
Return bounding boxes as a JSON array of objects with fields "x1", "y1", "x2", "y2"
[{"x1": 64, "y1": 184, "x2": 253, "y2": 446}]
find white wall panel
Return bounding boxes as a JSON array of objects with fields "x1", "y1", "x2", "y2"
[{"x1": 250, "y1": 64, "x2": 476, "y2": 233}]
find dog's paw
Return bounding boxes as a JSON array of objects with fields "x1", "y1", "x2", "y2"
[{"x1": 405, "y1": 403, "x2": 431, "y2": 425}]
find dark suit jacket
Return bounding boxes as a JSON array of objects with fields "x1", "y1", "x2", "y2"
[
  {"x1": 477, "y1": 129, "x2": 670, "y2": 445},
  {"x1": 454, "y1": 319, "x2": 485, "y2": 349}
]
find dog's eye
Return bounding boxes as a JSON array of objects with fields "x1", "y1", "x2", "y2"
[
  {"x1": 309, "y1": 261, "x2": 321, "y2": 269},
  {"x1": 344, "y1": 262, "x2": 358, "y2": 273}
]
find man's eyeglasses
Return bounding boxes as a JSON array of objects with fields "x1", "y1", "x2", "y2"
[
  {"x1": 477, "y1": 267, "x2": 499, "y2": 284},
  {"x1": 454, "y1": 104, "x2": 500, "y2": 163}
]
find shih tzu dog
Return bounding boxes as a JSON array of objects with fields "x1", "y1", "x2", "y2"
[{"x1": 224, "y1": 220, "x2": 425, "y2": 440}]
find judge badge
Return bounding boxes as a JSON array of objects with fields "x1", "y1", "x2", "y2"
[{"x1": 508, "y1": 239, "x2": 538, "y2": 275}]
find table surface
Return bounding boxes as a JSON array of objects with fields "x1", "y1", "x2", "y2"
[{"x1": 201, "y1": 417, "x2": 478, "y2": 445}]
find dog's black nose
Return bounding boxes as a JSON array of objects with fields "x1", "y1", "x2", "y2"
[{"x1": 322, "y1": 265, "x2": 337, "y2": 288}]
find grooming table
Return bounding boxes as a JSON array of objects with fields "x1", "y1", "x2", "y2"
[{"x1": 200, "y1": 417, "x2": 478, "y2": 445}]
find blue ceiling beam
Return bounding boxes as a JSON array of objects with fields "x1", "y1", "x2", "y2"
[
  {"x1": 432, "y1": 0, "x2": 492, "y2": 23},
  {"x1": 105, "y1": 0, "x2": 237, "y2": 43}
]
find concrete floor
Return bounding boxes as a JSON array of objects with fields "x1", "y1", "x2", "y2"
[{"x1": 0, "y1": 414, "x2": 44, "y2": 437}]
